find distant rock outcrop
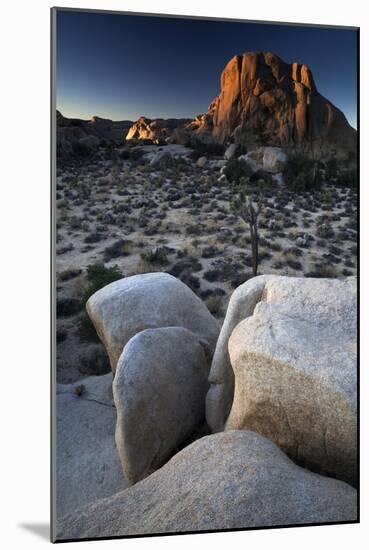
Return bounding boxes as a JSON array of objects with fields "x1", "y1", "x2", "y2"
[
  {"x1": 56, "y1": 111, "x2": 133, "y2": 159},
  {"x1": 57, "y1": 52, "x2": 356, "y2": 160},
  {"x1": 191, "y1": 52, "x2": 356, "y2": 159},
  {"x1": 126, "y1": 116, "x2": 191, "y2": 143}
]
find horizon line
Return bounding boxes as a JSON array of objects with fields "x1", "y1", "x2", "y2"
[{"x1": 56, "y1": 106, "x2": 358, "y2": 132}]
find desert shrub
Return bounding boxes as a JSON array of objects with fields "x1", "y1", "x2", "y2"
[
  {"x1": 229, "y1": 272, "x2": 251, "y2": 288},
  {"x1": 131, "y1": 258, "x2": 158, "y2": 275},
  {"x1": 250, "y1": 170, "x2": 274, "y2": 187},
  {"x1": 203, "y1": 269, "x2": 222, "y2": 283},
  {"x1": 56, "y1": 243, "x2": 74, "y2": 256},
  {"x1": 58, "y1": 268, "x2": 82, "y2": 282},
  {"x1": 325, "y1": 157, "x2": 339, "y2": 180},
  {"x1": 340, "y1": 169, "x2": 358, "y2": 190},
  {"x1": 178, "y1": 272, "x2": 201, "y2": 293},
  {"x1": 78, "y1": 314, "x2": 100, "y2": 343},
  {"x1": 78, "y1": 264, "x2": 123, "y2": 344},
  {"x1": 74, "y1": 384, "x2": 85, "y2": 397},
  {"x1": 205, "y1": 295, "x2": 223, "y2": 315},
  {"x1": 305, "y1": 264, "x2": 340, "y2": 278},
  {"x1": 169, "y1": 258, "x2": 202, "y2": 277},
  {"x1": 140, "y1": 247, "x2": 170, "y2": 266},
  {"x1": 119, "y1": 148, "x2": 131, "y2": 160},
  {"x1": 79, "y1": 343, "x2": 110, "y2": 376},
  {"x1": 270, "y1": 242, "x2": 282, "y2": 252},
  {"x1": 189, "y1": 140, "x2": 225, "y2": 160},
  {"x1": 329, "y1": 244, "x2": 342, "y2": 256},
  {"x1": 58, "y1": 199, "x2": 69, "y2": 209},
  {"x1": 284, "y1": 154, "x2": 322, "y2": 192},
  {"x1": 103, "y1": 239, "x2": 131, "y2": 261},
  {"x1": 83, "y1": 263, "x2": 123, "y2": 304},
  {"x1": 200, "y1": 287, "x2": 226, "y2": 300},
  {"x1": 344, "y1": 258, "x2": 355, "y2": 268},
  {"x1": 56, "y1": 297, "x2": 82, "y2": 317},
  {"x1": 316, "y1": 223, "x2": 334, "y2": 239},
  {"x1": 84, "y1": 232, "x2": 102, "y2": 244},
  {"x1": 201, "y1": 246, "x2": 219, "y2": 258},
  {"x1": 143, "y1": 225, "x2": 160, "y2": 236},
  {"x1": 286, "y1": 259, "x2": 303, "y2": 270},
  {"x1": 185, "y1": 224, "x2": 202, "y2": 236},
  {"x1": 292, "y1": 172, "x2": 308, "y2": 193},
  {"x1": 224, "y1": 158, "x2": 252, "y2": 183},
  {"x1": 69, "y1": 215, "x2": 82, "y2": 229}
]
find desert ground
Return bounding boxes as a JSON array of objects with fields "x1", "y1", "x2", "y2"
[{"x1": 55, "y1": 142, "x2": 357, "y2": 384}]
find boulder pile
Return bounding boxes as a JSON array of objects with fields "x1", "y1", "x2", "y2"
[
  {"x1": 206, "y1": 275, "x2": 357, "y2": 485},
  {"x1": 56, "y1": 273, "x2": 357, "y2": 539}
]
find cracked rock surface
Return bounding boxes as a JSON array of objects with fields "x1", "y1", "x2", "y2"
[{"x1": 55, "y1": 373, "x2": 127, "y2": 519}]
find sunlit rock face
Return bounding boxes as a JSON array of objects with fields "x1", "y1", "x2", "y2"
[
  {"x1": 192, "y1": 52, "x2": 356, "y2": 159},
  {"x1": 126, "y1": 116, "x2": 191, "y2": 143}
]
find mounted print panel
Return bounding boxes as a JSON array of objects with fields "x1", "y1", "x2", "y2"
[{"x1": 51, "y1": 7, "x2": 359, "y2": 543}]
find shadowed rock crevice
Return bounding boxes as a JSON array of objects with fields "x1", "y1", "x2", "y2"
[{"x1": 206, "y1": 275, "x2": 268, "y2": 432}]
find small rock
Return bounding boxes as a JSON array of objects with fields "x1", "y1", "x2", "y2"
[
  {"x1": 150, "y1": 150, "x2": 174, "y2": 170},
  {"x1": 224, "y1": 143, "x2": 238, "y2": 160},
  {"x1": 196, "y1": 156, "x2": 207, "y2": 167}
]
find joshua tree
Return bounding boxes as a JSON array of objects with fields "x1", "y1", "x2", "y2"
[{"x1": 231, "y1": 176, "x2": 262, "y2": 277}]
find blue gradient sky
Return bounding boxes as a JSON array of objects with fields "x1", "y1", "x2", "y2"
[{"x1": 56, "y1": 10, "x2": 358, "y2": 128}]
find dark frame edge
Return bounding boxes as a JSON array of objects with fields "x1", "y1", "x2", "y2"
[
  {"x1": 356, "y1": 25, "x2": 360, "y2": 524},
  {"x1": 50, "y1": 5, "x2": 57, "y2": 544},
  {"x1": 51, "y1": 5, "x2": 359, "y2": 31}
]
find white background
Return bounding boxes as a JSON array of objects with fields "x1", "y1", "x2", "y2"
[{"x1": 1, "y1": 0, "x2": 367, "y2": 548}]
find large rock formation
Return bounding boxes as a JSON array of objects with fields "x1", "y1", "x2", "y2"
[
  {"x1": 191, "y1": 52, "x2": 356, "y2": 159},
  {"x1": 56, "y1": 374, "x2": 127, "y2": 518},
  {"x1": 58, "y1": 52, "x2": 356, "y2": 159},
  {"x1": 86, "y1": 272, "x2": 220, "y2": 373},
  {"x1": 57, "y1": 430, "x2": 357, "y2": 540},
  {"x1": 113, "y1": 327, "x2": 210, "y2": 485},
  {"x1": 206, "y1": 275, "x2": 357, "y2": 485}
]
